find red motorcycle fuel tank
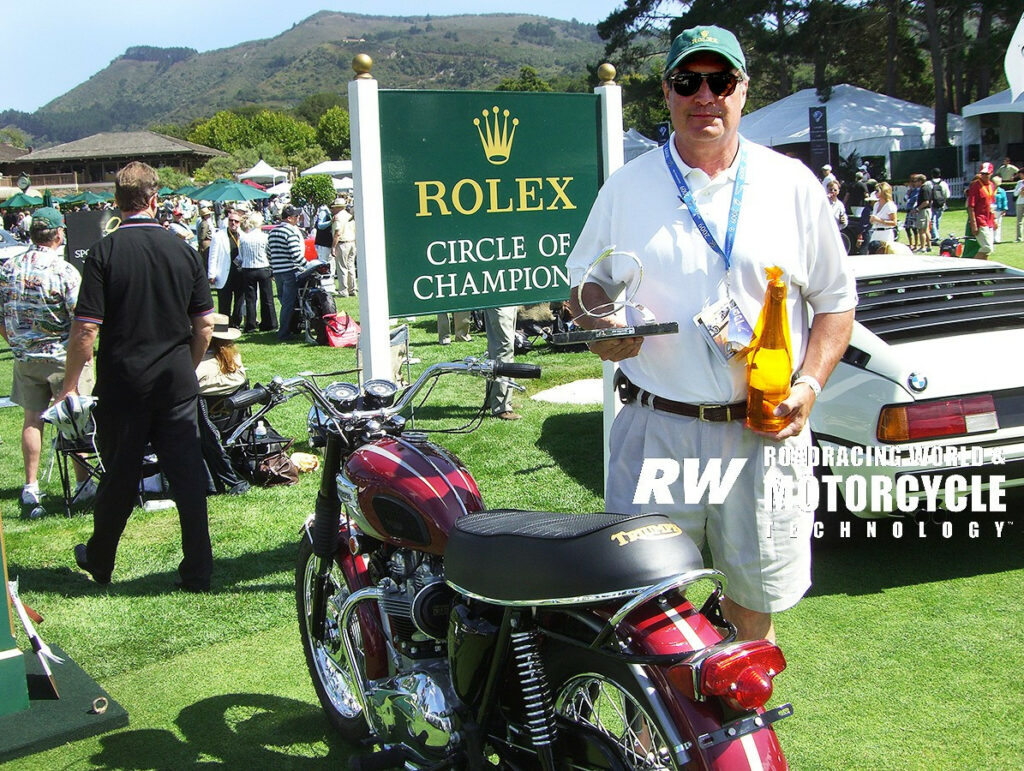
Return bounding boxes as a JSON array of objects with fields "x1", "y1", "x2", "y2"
[{"x1": 344, "y1": 435, "x2": 484, "y2": 555}]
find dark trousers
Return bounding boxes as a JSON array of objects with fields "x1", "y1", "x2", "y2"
[
  {"x1": 197, "y1": 397, "x2": 246, "y2": 493},
  {"x1": 240, "y1": 267, "x2": 277, "y2": 332},
  {"x1": 274, "y1": 271, "x2": 298, "y2": 340},
  {"x1": 217, "y1": 263, "x2": 244, "y2": 327},
  {"x1": 88, "y1": 394, "x2": 213, "y2": 588}
]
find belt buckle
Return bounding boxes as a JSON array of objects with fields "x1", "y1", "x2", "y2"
[{"x1": 698, "y1": 404, "x2": 732, "y2": 422}]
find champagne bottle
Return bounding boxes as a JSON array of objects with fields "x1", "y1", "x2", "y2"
[{"x1": 746, "y1": 266, "x2": 793, "y2": 433}]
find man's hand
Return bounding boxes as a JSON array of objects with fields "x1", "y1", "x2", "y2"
[
  {"x1": 747, "y1": 382, "x2": 816, "y2": 441},
  {"x1": 568, "y1": 282, "x2": 644, "y2": 362},
  {"x1": 969, "y1": 220, "x2": 979, "y2": 236},
  {"x1": 588, "y1": 335, "x2": 643, "y2": 362}
]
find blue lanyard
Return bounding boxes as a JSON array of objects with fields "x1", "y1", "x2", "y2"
[{"x1": 663, "y1": 139, "x2": 747, "y2": 271}]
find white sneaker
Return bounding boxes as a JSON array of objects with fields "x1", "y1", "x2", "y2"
[
  {"x1": 21, "y1": 488, "x2": 45, "y2": 519},
  {"x1": 74, "y1": 479, "x2": 98, "y2": 504}
]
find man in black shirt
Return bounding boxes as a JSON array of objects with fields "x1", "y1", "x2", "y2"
[{"x1": 59, "y1": 161, "x2": 216, "y2": 591}]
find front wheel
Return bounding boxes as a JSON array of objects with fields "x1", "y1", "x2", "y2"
[{"x1": 295, "y1": 534, "x2": 369, "y2": 739}]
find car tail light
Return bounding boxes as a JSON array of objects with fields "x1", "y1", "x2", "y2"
[
  {"x1": 877, "y1": 395, "x2": 998, "y2": 443},
  {"x1": 699, "y1": 641, "x2": 786, "y2": 711}
]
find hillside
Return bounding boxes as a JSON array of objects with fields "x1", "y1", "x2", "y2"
[{"x1": 2, "y1": 12, "x2": 604, "y2": 143}]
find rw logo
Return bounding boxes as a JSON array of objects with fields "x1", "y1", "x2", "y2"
[{"x1": 474, "y1": 106, "x2": 519, "y2": 165}]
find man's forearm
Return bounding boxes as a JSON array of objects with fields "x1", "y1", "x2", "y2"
[
  {"x1": 799, "y1": 309, "x2": 855, "y2": 386},
  {"x1": 190, "y1": 320, "x2": 213, "y2": 369},
  {"x1": 61, "y1": 320, "x2": 98, "y2": 397}
]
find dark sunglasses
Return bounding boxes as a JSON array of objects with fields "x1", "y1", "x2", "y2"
[{"x1": 668, "y1": 71, "x2": 739, "y2": 97}]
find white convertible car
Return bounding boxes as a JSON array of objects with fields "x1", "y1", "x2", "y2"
[{"x1": 811, "y1": 254, "x2": 1024, "y2": 520}]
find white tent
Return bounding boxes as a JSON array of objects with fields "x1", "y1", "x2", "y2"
[
  {"x1": 237, "y1": 159, "x2": 289, "y2": 184},
  {"x1": 623, "y1": 128, "x2": 658, "y2": 163},
  {"x1": 301, "y1": 160, "x2": 353, "y2": 177},
  {"x1": 740, "y1": 84, "x2": 963, "y2": 162},
  {"x1": 265, "y1": 181, "x2": 291, "y2": 196},
  {"x1": 960, "y1": 89, "x2": 1024, "y2": 170}
]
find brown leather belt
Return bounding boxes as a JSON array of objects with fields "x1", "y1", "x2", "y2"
[{"x1": 616, "y1": 373, "x2": 746, "y2": 422}]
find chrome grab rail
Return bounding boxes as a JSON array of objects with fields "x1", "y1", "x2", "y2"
[{"x1": 590, "y1": 568, "x2": 726, "y2": 650}]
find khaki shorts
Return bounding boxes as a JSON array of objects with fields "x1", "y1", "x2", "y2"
[
  {"x1": 11, "y1": 358, "x2": 95, "y2": 412},
  {"x1": 605, "y1": 403, "x2": 814, "y2": 614},
  {"x1": 975, "y1": 226, "x2": 994, "y2": 255}
]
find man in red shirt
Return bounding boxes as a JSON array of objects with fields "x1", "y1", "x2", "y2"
[{"x1": 966, "y1": 162, "x2": 997, "y2": 258}]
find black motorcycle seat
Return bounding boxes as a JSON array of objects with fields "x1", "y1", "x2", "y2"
[
  {"x1": 296, "y1": 260, "x2": 330, "y2": 285},
  {"x1": 444, "y1": 510, "x2": 703, "y2": 605}
]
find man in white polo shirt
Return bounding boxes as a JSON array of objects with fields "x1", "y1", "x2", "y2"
[{"x1": 566, "y1": 25, "x2": 856, "y2": 642}]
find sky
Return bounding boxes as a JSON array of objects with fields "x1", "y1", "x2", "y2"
[{"x1": 2, "y1": 1, "x2": 629, "y2": 114}]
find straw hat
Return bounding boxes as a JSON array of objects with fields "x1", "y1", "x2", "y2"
[{"x1": 209, "y1": 313, "x2": 241, "y2": 341}]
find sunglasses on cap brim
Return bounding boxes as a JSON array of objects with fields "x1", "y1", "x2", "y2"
[{"x1": 667, "y1": 71, "x2": 740, "y2": 97}]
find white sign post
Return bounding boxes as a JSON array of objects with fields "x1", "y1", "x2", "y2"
[
  {"x1": 349, "y1": 55, "x2": 392, "y2": 383},
  {"x1": 595, "y1": 66, "x2": 624, "y2": 491}
]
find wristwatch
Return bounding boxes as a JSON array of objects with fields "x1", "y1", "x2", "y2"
[{"x1": 793, "y1": 374, "x2": 822, "y2": 397}]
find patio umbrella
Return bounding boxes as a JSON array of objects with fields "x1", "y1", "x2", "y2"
[
  {"x1": 0, "y1": 192, "x2": 44, "y2": 208},
  {"x1": 158, "y1": 186, "x2": 174, "y2": 196},
  {"x1": 189, "y1": 179, "x2": 271, "y2": 202},
  {"x1": 63, "y1": 191, "x2": 110, "y2": 206},
  {"x1": 175, "y1": 184, "x2": 200, "y2": 197}
]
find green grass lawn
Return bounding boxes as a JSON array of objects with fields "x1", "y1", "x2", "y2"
[{"x1": 2, "y1": 235, "x2": 1022, "y2": 768}]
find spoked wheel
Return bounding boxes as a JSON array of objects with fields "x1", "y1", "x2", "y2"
[
  {"x1": 554, "y1": 673, "x2": 676, "y2": 770},
  {"x1": 295, "y1": 535, "x2": 368, "y2": 739}
]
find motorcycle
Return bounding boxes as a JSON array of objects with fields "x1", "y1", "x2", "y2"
[{"x1": 228, "y1": 359, "x2": 793, "y2": 769}]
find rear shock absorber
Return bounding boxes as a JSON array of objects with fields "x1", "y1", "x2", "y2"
[{"x1": 510, "y1": 628, "x2": 557, "y2": 770}]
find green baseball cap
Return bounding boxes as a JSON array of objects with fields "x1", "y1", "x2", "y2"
[
  {"x1": 664, "y1": 25, "x2": 747, "y2": 77},
  {"x1": 31, "y1": 207, "x2": 65, "y2": 229}
]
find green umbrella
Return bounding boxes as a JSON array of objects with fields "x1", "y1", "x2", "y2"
[
  {"x1": 158, "y1": 186, "x2": 174, "y2": 196},
  {"x1": 189, "y1": 179, "x2": 270, "y2": 203},
  {"x1": 175, "y1": 184, "x2": 200, "y2": 196},
  {"x1": 63, "y1": 191, "x2": 109, "y2": 206},
  {"x1": 1, "y1": 192, "x2": 44, "y2": 208}
]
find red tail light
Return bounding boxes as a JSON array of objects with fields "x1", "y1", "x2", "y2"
[
  {"x1": 877, "y1": 395, "x2": 998, "y2": 443},
  {"x1": 699, "y1": 641, "x2": 787, "y2": 711}
]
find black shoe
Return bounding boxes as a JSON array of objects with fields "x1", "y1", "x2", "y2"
[
  {"x1": 74, "y1": 543, "x2": 111, "y2": 585},
  {"x1": 174, "y1": 578, "x2": 211, "y2": 593},
  {"x1": 228, "y1": 481, "x2": 250, "y2": 496}
]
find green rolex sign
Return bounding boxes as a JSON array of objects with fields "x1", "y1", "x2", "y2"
[{"x1": 378, "y1": 91, "x2": 602, "y2": 316}]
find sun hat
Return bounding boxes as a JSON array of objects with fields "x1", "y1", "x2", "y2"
[
  {"x1": 664, "y1": 25, "x2": 746, "y2": 77},
  {"x1": 209, "y1": 312, "x2": 241, "y2": 342}
]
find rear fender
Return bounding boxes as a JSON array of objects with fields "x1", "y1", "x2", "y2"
[{"x1": 618, "y1": 600, "x2": 788, "y2": 770}]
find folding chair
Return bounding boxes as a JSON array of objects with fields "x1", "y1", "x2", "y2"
[
  {"x1": 51, "y1": 426, "x2": 103, "y2": 518},
  {"x1": 49, "y1": 418, "x2": 165, "y2": 517}
]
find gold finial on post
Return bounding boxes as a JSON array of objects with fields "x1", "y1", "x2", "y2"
[
  {"x1": 353, "y1": 54, "x2": 373, "y2": 79},
  {"x1": 598, "y1": 63, "x2": 617, "y2": 85}
]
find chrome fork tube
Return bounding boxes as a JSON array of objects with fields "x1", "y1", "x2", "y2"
[{"x1": 337, "y1": 585, "x2": 387, "y2": 733}]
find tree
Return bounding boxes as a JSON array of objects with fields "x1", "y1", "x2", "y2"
[
  {"x1": 0, "y1": 127, "x2": 28, "y2": 148},
  {"x1": 316, "y1": 107, "x2": 351, "y2": 158},
  {"x1": 496, "y1": 66, "x2": 554, "y2": 92},
  {"x1": 290, "y1": 174, "x2": 336, "y2": 209},
  {"x1": 294, "y1": 92, "x2": 346, "y2": 125},
  {"x1": 188, "y1": 109, "x2": 316, "y2": 156},
  {"x1": 156, "y1": 166, "x2": 191, "y2": 190}
]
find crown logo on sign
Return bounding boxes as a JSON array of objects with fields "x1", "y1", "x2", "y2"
[{"x1": 474, "y1": 106, "x2": 519, "y2": 165}]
